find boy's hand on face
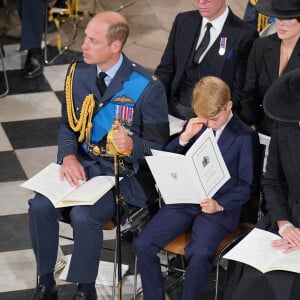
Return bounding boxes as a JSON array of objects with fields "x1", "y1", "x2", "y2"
[{"x1": 180, "y1": 117, "x2": 207, "y2": 143}]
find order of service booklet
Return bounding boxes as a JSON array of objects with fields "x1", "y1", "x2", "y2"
[
  {"x1": 168, "y1": 114, "x2": 184, "y2": 136},
  {"x1": 145, "y1": 128, "x2": 231, "y2": 204},
  {"x1": 223, "y1": 228, "x2": 300, "y2": 274},
  {"x1": 20, "y1": 163, "x2": 117, "y2": 208}
]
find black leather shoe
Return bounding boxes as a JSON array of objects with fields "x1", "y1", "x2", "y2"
[
  {"x1": 72, "y1": 291, "x2": 97, "y2": 300},
  {"x1": 32, "y1": 284, "x2": 57, "y2": 300},
  {"x1": 23, "y1": 48, "x2": 43, "y2": 79}
]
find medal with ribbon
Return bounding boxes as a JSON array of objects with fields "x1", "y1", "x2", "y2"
[
  {"x1": 219, "y1": 37, "x2": 227, "y2": 56},
  {"x1": 114, "y1": 96, "x2": 134, "y2": 126}
]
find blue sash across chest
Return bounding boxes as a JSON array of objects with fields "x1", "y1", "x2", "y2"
[{"x1": 89, "y1": 71, "x2": 150, "y2": 144}]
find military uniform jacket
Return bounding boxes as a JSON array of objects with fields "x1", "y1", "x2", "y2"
[{"x1": 57, "y1": 54, "x2": 170, "y2": 207}]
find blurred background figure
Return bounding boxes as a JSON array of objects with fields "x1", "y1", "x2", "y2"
[
  {"x1": 16, "y1": 0, "x2": 67, "y2": 79},
  {"x1": 243, "y1": 0, "x2": 259, "y2": 31}
]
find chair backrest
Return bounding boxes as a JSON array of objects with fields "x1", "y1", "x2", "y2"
[
  {"x1": 163, "y1": 223, "x2": 254, "y2": 258},
  {"x1": 259, "y1": 22, "x2": 276, "y2": 37},
  {"x1": 239, "y1": 139, "x2": 267, "y2": 224}
]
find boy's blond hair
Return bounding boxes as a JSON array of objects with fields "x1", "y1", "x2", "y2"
[{"x1": 192, "y1": 76, "x2": 231, "y2": 118}]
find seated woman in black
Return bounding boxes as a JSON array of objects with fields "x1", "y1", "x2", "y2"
[{"x1": 224, "y1": 68, "x2": 300, "y2": 300}]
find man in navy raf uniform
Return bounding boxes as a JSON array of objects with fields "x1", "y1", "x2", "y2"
[{"x1": 28, "y1": 11, "x2": 169, "y2": 300}]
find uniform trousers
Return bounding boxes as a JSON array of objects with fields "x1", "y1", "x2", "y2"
[
  {"x1": 29, "y1": 184, "x2": 118, "y2": 283},
  {"x1": 134, "y1": 204, "x2": 228, "y2": 300}
]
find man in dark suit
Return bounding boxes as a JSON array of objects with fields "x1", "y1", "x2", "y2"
[
  {"x1": 134, "y1": 76, "x2": 259, "y2": 300},
  {"x1": 28, "y1": 11, "x2": 169, "y2": 300},
  {"x1": 155, "y1": 0, "x2": 258, "y2": 120}
]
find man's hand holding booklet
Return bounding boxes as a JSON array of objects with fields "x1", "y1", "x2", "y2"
[{"x1": 20, "y1": 163, "x2": 117, "y2": 208}]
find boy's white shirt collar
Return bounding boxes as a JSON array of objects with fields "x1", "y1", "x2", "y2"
[{"x1": 215, "y1": 110, "x2": 233, "y2": 141}]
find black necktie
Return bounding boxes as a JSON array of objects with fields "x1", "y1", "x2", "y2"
[
  {"x1": 96, "y1": 72, "x2": 107, "y2": 95},
  {"x1": 193, "y1": 22, "x2": 212, "y2": 64}
]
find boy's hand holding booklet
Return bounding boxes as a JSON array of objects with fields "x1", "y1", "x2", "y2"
[
  {"x1": 223, "y1": 228, "x2": 300, "y2": 274},
  {"x1": 145, "y1": 128, "x2": 231, "y2": 205},
  {"x1": 20, "y1": 163, "x2": 117, "y2": 208}
]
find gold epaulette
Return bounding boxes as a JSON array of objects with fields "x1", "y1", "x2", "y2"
[{"x1": 65, "y1": 61, "x2": 95, "y2": 146}]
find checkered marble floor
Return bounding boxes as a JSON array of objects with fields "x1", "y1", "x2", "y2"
[{"x1": 0, "y1": 1, "x2": 248, "y2": 299}]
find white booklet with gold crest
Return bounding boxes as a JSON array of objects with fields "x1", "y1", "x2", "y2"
[{"x1": 146, "y1": 128, "x2": 230, "y2": 204}]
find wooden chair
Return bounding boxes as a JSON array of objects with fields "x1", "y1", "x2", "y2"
[{"x1": 132, "y1": 223, "x2": 254, "y2": 300}]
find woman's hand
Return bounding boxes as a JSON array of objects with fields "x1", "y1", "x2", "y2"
[
  {"x1": 60, "y1": 154, "x2": 86, "y2": 187},
  {"x1": 271, "y1": 237, "x2": 300, "y2": 253},
  {"x1": 200, "y1": 198, "x2": 224, "y2": 214},
  {"x1": 282, "y1": 226, "x2": 300, "y2": 246},
  {"x1": 272, "y1": 226, "x2": 300, "y2": 253}
]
